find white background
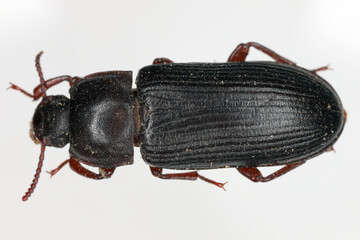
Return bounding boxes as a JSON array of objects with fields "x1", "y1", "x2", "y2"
[{"x1": 1, "y1": 0, "x2": 359, "y2": 239}]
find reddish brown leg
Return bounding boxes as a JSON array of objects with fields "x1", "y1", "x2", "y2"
[
  {"x1": 9, "y1": 75, "x2": 73, "y2": 101},
  {"x1": 311, "y1": 65, "x2": 331, "y2": 74},
  {"x1": 325, "y1": 146, "x2": 336, "y2": 153},
  {"x1": 150, "y1": 166, "x2": 227, "y2": 190},
  {"x1": 228, "y1": 42, "x2": 296, "y2": 65},
  {"x1": 69, "y1": 157, "x2": 115, "y2": 180},
  {"x1": 153, "y1": 58, "x2": 174, "y2": 64},
  {"x1": 344, "y1": 110, "x2": 348, "y2": 123},
  {"x1": 237, "y1": 161, "x2": 305, "y2": 182},
  {"x1": 46, "y1": 160, "x2": 70, "y2": 177}
]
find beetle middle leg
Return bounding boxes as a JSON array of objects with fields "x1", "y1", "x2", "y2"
[
  {"x1": 150, "y1": 166, "x2": 227, "y2": 190},
  {"x1": 237, "y1": 161, "x2": 305, "y2": 182},
  {"x1": 228, "y1": 42, "x2": 296, "y2": 65}
]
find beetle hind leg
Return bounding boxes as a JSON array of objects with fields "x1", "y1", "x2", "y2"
[
  {"x1": 228, "y1": 42, "x2": 296, "y2": 65},
  {"x1": 311, "y1": 65, "x2": 331, "y2": 74},
  {"x1": 153, "y1": 58, "x2": 174, "y2": 64},
  {"x1": 150, "y1": 166, "x2": 227, "y2": 190},
  {"x1": 237, "y1": 161, "x2": 305, "y2": 182}
]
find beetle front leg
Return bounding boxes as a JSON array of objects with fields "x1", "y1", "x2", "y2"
[
  {"x1": 150, "y1": 166, "x2": 227, "y2": 190},
  {"x1": 9, "y1": 75, "x2": 73, "y2": 101},
  {"x1": 47, "y1": 159, "x2": 70, "y2": 177},
  {"x1": 228, "y1": 42, "x2": 296, "y2": 65},
  {"x1": 69, "y1": 157, "x2": 115, "y2": 180},
  {"x1": 46, "y1": 158, "x2": 116, "y2": 179},
  {"x1": 237, "y1": 161, "x2": 305, "y2": 182}
]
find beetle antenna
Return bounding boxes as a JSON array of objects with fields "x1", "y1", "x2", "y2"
[
  {"x1": 35, "y1": 51, "x2": 47, "y2": 99},
  {"x1": 22, "y1": 144, "x2": 46, "y2": 201}
]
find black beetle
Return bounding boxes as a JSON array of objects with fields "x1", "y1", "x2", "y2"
[{"x1": 10, "y1": 42, "x2": 346, "y2": 201}]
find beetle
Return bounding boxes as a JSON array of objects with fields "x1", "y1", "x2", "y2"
[{"x1": 10, "y1": 42, "x2": 346, "y2": 201}]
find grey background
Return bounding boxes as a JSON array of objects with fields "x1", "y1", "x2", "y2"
[{"x1": 1, "y1": 0, "x2": 359, "y2": 239}]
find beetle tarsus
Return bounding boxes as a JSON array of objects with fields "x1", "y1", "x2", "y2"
[
  {"x1": 325, "y1": 146, "x2": 336, "y2": 153},
  {"x1": 46, "y1": 159, "x2": 70, "y2": 178},
  {"x1": 311, "y1": 65, "x2": 332, "y2": 74},
  {"x1": 197, "y1": 174, "x2": 227, "y2": 190},
  {"x1": 8, "y1": 83, "x2": 35, "y2": 99}
]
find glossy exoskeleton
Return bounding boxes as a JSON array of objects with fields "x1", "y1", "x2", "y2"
[{"x1": 10, "y1": 42, "x2": 346, "y2": 201}]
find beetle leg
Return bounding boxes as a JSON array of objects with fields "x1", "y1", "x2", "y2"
[
  {"x1": 46, "y1": 160, "x2": 70, "y2": 177},
  {"x1": 237, "y1": 161, "x2": 305, "y2": 182},
  {"x1": 228, "y1": 42, "x2": 296, "y2": 65},
  {"x1": 8, "y1": 83, "x2": 35, "y2": 98},
  {"x1": 344, "y1": 110, "x2": 348, "y2": 123},
  {"x1": 10, "y1": 52, "x2": 74, "y2": 100},
  {"x1": 311, "y1": 65, "x2": 331, "y2": 74},
  {"x1": 150, "y1": 166, "x2": 227, "y2": 190},
  {"x1": 9, "y1": 75, "x2": 73, "y2": 101},
  {"x1": 153, "y1": 58, "x2": 174, "y2": 64},
  {"x1": 69, "y1": 157, "x2": 115, "y2": 180}
]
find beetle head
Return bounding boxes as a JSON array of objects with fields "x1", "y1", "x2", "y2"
[{"x1": 31, "y1": 95, "x2": 70, "y2": 147}]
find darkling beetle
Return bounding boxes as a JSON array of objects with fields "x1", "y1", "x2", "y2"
[{"x1": 10, "y1": 42, "x2": 346, "y2": 201}]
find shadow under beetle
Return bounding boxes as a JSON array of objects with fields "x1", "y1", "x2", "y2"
[{"x1": 10, "y1": 42, "x2": 346, "y2": 201}]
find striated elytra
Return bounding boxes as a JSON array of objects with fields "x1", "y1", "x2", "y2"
[
  {"x1": 136, "y1": 62, "x2": 345, "y2": 169},
  {"x1": 10, "y1": 42, "x2": 345, "y2": 201}
]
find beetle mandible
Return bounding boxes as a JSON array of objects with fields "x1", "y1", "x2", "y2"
[{"x1": 10, "y1": 42, "x2": 346, "y2": 201}]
